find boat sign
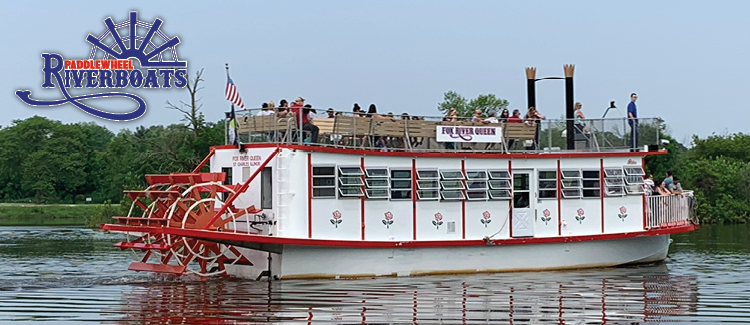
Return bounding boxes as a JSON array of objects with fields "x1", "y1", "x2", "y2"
[{"x1": 436, "y1": 126, "x2": 503, "y2": 143}]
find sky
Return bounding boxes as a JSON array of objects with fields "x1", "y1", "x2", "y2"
[{"x1": 1, "y1": 1, "x2": 749, "y2": 145}]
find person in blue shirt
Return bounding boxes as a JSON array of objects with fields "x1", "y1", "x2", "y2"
[{"x1": 627, "y1": 93, "x2": 638, "y2": 150}]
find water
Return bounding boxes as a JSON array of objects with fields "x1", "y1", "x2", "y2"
[{"x1": 0, "y1": 226, "x2": 748, "y2": 324}]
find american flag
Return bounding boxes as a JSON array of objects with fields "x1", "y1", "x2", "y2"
[{"x1": 225, "y1": 76, "x2": 245, "y2": 109}]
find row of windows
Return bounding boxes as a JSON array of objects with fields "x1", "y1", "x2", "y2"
[
  {"x1": 312, "y1": 165, "x2": 645, "y2": 200},
  {"x1": 311, "y1": 166, "x2": 513, "y2": 200},
  {"x1": 537, "y1": 166, "x2": 645, "y2": 199}
]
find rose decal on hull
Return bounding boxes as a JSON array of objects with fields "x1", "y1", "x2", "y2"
[
  {"x1": 480, "y1": 211, "x2": 492, "y2": 227},
  {"x1": 382, "y1": 211, "x2": 394, "y2": 228},
  {"x1": 432, "y1": 213, "x2": 444, "y2": 229},
  {"x1": 330, "y1": 210, "x2": 342, "y2": 228},
  {"x1": 575, "y1": 208, "x2": 585, "y2": 224},
  {"x1": 618, "y1": 206, "x2": 628, "y2": 221},
  {"x1": 541, "y1": 209, "x2": 552, "y2": 225}
]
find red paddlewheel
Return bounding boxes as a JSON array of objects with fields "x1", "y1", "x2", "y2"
[{"x1": 113, "y1": 173, "x2": 256, "y2": 277}]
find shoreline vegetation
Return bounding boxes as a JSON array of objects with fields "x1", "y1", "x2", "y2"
[{"x1": 1, "y1": 108, "x2": 749, "y2": 226}]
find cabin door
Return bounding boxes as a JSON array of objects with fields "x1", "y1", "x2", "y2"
[{"x1": 512, "y1": 170, "x2": 535, "y2": 237}]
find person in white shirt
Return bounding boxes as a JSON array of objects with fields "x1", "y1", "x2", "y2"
[
  {"x1": 258, "y1": 103, "x2": 274, "y2": 116},
  {"x1": 643, "y1": 174, "x2": 655, "y2": 195},
  {"x1": 483, "y1": 111, "x2": 499, "y2": 124}
]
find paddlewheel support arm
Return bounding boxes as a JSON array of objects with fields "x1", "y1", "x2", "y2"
[
  {"x1": 202, "y1": 148, "x2": 280, "y2": 230},
  {"x1": 192, "y1": 148, "x2": 216, "y2": 173}
]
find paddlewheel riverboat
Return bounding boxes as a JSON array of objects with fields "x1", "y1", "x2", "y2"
[{"x1": 101, "y1": 67, "x2": 698, "y2": 279}]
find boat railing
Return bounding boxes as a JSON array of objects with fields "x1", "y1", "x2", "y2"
[
  {"x1": 229, "y1": 108, "x2": 663, "y2": 154},
  {"x1": 645, "y1": 191, "x2": 697, "y2": 229}
]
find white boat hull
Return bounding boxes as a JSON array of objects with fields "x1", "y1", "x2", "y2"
[{"x1": 226, "y1": 234, "x2": 671, "y2": 279}]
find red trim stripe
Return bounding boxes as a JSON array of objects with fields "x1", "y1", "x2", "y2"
[
  {"x1": 461, "y1": 159, "x2": 466, "y2": 239},
  {"x1": 102, "y1": 224, "x2": 698, "y2": 249},
  {"x1": 360, "y1": 157, "x2": 366, "y2": 240},
  {"x1": 508, "y1": 160, "x2": 513, "y2": 238},
  {"x1": 212, "y1": 143, "x2": 666, "y2": 159},
  {"x1": 307, "y1": 153, "x2": 312, "y2": 238},
  {"x1": 557, "y1": 159, "x2": 562, "y2": 236},
  {"x1": 600, "y1": 158, "x2": 605, "y2": 233},
  {"x1": 412, "y1": 158, "x2": 417, "y2": 240}
]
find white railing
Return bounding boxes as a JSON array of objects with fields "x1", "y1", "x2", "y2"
[{"x1": 646, "y1": 191, "x2": 696, "y2": 229}]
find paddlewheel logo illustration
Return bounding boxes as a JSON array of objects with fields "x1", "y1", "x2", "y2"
[
  {"x1": 541, "y1": 209, "x2": 552, "y2": 225},
  {"x1": 480, "y1": 211, "x2": 492, "y2": 227},
  {"x1": 432, "y1": 213, "x2": 444, "y2": 229},
  {"x1": 331, "y1": 210, "x2": 343, "y2": 228},
  {"x1": 575, "y1": 208, "x2": 586, "y2": 224},
  {"x1": 618, "y1": 206, "x2": 628, "y2": 221},
  {"x1": 382, "y1": 211, "x2": 394, "y2": 228},
  {"x1": 15, "y1": 11, "x2": 188, "y2": 121}
]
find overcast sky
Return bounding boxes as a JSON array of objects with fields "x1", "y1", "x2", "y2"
[{"x1": 2, "y1": 1, "x2": 748, "y2": 144}]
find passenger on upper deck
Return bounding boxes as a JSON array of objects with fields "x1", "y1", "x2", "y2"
[
  {"x1": 278, "y1": 97, "x2": 319, "y2": 143},
  {"x1": 507, "y1": 109, "x2": 522, "y2": 123},
  {"x1": 471, "y1": 110, "x2": 484, "y2": 123},
  {"x1": 672, "y1": 177, "x2": 684, "y2": 194},
  {"x1": 278, "y1": 99, "x2": 288, "y2": 113},
  {"x1": 499, "y1": 109, "x2": 510, "y2": 122},
  {"x1": 258, "y1": 102, "x2": 274, "y2": 116},
  {"x1": 574, "y1": 102, "x2": 586, "y2": 133},
  {"x1": 352, "y1": 103, "x2": 362, "y2": 116},
  {"x1": 525, "y1": 107, "x2": 545, "y2": 149},
  {"x1": 483, "y1": 111, "x2": 499, "y2": 124},
  {"x1": 644, "y1": 174, "x2": 655, "y2": 196},
  {"x1": 326, "y1": 108, "x2": 335, "y2": 118}
]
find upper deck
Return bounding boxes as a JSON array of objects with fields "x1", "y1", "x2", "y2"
[{"x1": 231, "y1": 108, "x2": 663, "y2": 155}]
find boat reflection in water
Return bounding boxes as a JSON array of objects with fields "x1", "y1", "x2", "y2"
[{"x1": 114, "y1": 263, "x2": 698, "y2": 324}]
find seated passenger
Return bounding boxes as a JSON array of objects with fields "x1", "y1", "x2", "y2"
[
  {"x1": 258, "y1": 102, "x2": 274, "y2": 116},
  {"x1": 471, "y1": 110, "x2": 484, "y2": 123},
  {"x1": 326, "y1": 108, "x2": 335, "y2": 118},
  {"x1": 507, "y1": 109, "x2": 523, "y2": 123},
  {"x1": 278, "y1": 97, "x2": 319, "y2": 143},
  {"x1": 484, "y1": 111, "x2": 499, "y2": 124},
  {"x1": 499, "y1": 109, "x2": 510, "y2": 122}
]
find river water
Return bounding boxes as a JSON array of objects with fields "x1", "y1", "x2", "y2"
[{"x1": 0, "y1": 225, "x2": 748, "y2": 324}]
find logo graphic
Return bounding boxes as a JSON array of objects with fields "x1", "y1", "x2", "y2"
[{"x1": 15, "y1": 12, "x2": 188, "y2": 121}]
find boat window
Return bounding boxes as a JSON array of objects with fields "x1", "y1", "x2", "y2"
[
  {"x1": 466, "y1": 191, "x2": 488, "y2": 200},
  {"x1": 390, "y1": 189, "x2": 412, "y2": 200},
  {"x1": 603, "y1": 168, "x2": 623, "y2": 177},
  {"x1": 465, "y1": 170, "x2": 488, "y2": 180},
  {"x1": 365, "y1": 178, "x2": 389, "y2": 188},
  {"x1": 489, "y1": 179, "x2": 512, "y2": 190},
  {"x1": 260, "y1": 167, "x2": 272, "y2": 209},
  {"x1": 561, "y1": 188, "x2": 583, "y2": 198},
  {"x1": 489, "y1": 189, "x2": 512, "y2": 200},
  {"x1": 466, "y1": 180, "x2": 488, "y2": 190},
  {"x1": 339, "y1": 177, "x2": 364, "y2": 186},
  {"x1": 416, "y1": 189, "x2": 440, "y2": 200},
  {"x1": 338, "y1": 166, "x2": 363, "y2": 176},
  {"x1": 561, "y1": 179, "x2": 582, "y2": 188},
  {"x1": 625, "y1": 168, "x2": 645, "y2": 195},
  {"x1": 339, "y1": 187, "x2": 364, "y2": 197},
  {"x1": 582, "y1": 169, "x2": 601, "y2": 198},
  {"x1": 416, "y1": 180, "x2": 440, "y2": 190},
  {"x1": 624, "y1": 167, "x2": 645, "y2": 176},
  {"x1": 441, "y1": 190, "x2": 466, "y2": 200},
  {"x1": 365, "y1": 188, "x2": 389, "y2": 199},
  {"x1": 538, "y1": 170, "x2": 557, "y2": 199},
  {"x1": 561, "y1": 170, "x2": 581, "y2": 178},
  {"x1": 440, "y1": 170, "x2": 465, "y2": 180},
  {"x1": 221, "y1": 167, "x2": 233, "y2": 185},
  {"x1": 365, "y1": 168, "x2": 389, "y2": 178},
  {"x1": 416, "y1": 169, "x2": 439, "y2": 179},
  {"x1": 312, "y1": 165, "x2": 336, "y2": 198},
  {"x1": 389, "y1": 169, "x2": 412, "y2": 200},
  {"x1": 489, "y1": 170, "x2": 511, "y2": 179},
  {"x1": 390, "y1": 169, "x2": 412, "y2": 179},
  {"x1": 391, "y1": 179, "x2": 412, "y2": 189},
  {"x1": 604, "y1": 167, "x2": 626, "y2": 197},
  {"x1": 441, "y1": 180, "x2": 465, "y2": 190}
]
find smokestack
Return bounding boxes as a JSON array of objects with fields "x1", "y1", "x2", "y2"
[
  {"x1": 564, "y1": 64, "x2": 575, "y2": 150},
  {"x1": 525, "y1": 67, "x2": 536, "y2": 109}
]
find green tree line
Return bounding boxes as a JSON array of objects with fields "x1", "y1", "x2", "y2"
[{"x1": 0, "y1": 116, "x2": 225, "y2": 204}]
